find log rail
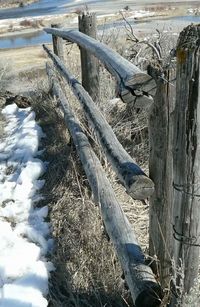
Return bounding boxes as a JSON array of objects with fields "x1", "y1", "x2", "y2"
[
  {"x1": 46, "y1": 62, "x2": 163, "y2": 307},
  {"x1": 43, "y1": 44, "x2": 155, "y2": 200},
  {"x1": 43, "y1": 18, "x2": 164, "y2": 306},
  {"x1": 44, "y1": 27, "x2": 155, "y2": 106}
]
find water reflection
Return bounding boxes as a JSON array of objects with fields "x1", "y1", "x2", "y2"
[
  {"x1": 0, "y1": 0, "x2": 75, "y2": 20},
  {"x1": 0, "y1": 30, "x2": 50, "y2": 49}
]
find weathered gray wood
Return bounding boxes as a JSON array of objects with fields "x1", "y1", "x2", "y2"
[
  {"x1": 51, "y1": 24, "x2": 64, "y2": 61},
  {"x1": 46, "y1": 62, "x2": 163, "y2": 306},
  {"x1": 43, "y1": 44, "x2": 155, "y2": 200},
  {"x1": 44, "y1": 27, "x2": 155, "y2": 107},
  {"x1": 78, "y1": 12, "x2": 100, "y2": 103},
  {"x1": 172, "y1": 24, "x2": 200, "y2": 296},
  {"x1": 148, "y1": 66, "x2": 176, "y2": 290}
]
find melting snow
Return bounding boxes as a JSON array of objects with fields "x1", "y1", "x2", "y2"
[{"x1": 0, "y1": 104, "x2": 53, "y2": 307}]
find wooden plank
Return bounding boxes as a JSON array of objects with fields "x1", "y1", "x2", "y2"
[
  {"x1": 43, "y1": 44, "x2": 155, "y2": 200},
  {"x1": 78, "y1": 12, "x2": 100, "y2": 103},
  {"x1": 44, "y1": 27, "x2": 155, "y2": 107},
  {"x1": 46, "y1": 62, "x2": 163, "y2": 306},
  {"x1": 51, "y1": 24, "x2": 64, "y2": 61},
  {"x1": 172, "y1": 24, "x2": 200, "y2": 295}
]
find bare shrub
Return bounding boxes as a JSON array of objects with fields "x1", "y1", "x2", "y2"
[
  {"x1": 0, "y1": 60, "x2": 13, "y2": 91},
  {"x1": 119, "y1": 12, "x2": 178, "y2": 72},
  {"x1": 19, "y1": 18, "x2": 43, "y2": 28},
  {"x1": 0, "y1": 0, "x2": 39, "y2": 9}
]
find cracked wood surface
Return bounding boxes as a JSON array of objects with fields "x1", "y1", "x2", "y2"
[
  {"x1": 44, "y1": 28, "x2": 155, "y2": 107},
  {"x1": 173, "y1": 24, "x2": 200, "y2": 295}
]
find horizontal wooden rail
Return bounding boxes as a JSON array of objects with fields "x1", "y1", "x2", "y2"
[
  {"x1": 46, "y1": 62, "x2": 163, "y2": 306},
  {"x1": 43, "y1": 44, "x2": 155, "y2": 200},
  {"x1": 44, "y1": 28, "x2": 155, "y2": 106}
]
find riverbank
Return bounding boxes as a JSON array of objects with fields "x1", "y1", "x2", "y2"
[
  {"x1": 0, "y1": 1, "x2": 199, "y2": 38},
  {"x1": 0, "y1": 1, "x2": 200, "y2": 80},
  {"x1": 0, "y1": 0, "x2": 39, "y2": 9}
]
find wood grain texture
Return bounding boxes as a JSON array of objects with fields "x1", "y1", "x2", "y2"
[
  {"x1": 148, "y1": 66, "x2": 176, "y2": 291},
  {"x1": 173, "y1": 24, "x2": 200, "y2": 294},
  {"x1": 51, "y1": 24, "x2": 64, "y2": 61},
  {"x1": 44, "y1": 27, "x2": 155, "y2": 107},
  {"x1": 46, "y1": 62, "x2": 163, "y2": 306},
  {"x1": 78, "y1": 12, "x2": 100, "y2": 103},
  {"x1": 43, "y1": 44, "x2": 155, "y2": 200}
]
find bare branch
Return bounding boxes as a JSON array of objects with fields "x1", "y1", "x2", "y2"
[{"x1": 121, "y1": 11, "x2": 162, "y2": 62}]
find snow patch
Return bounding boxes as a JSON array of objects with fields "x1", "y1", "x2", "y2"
[{"x1": 0, "y1": 103, "x2": 53, "y2": 306}]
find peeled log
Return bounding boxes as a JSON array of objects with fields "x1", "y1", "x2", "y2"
[
  {"x1": 43, "y1": 44, "x2": 155, "y2": 200},
  {"x1": 44, "y1": 28, "x2": 155, "y2": 107},
  {"x1": 46, "y1": 62, "x2": 163, "y2": 306}
]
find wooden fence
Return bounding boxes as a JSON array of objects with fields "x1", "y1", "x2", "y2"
[
  {"x1": 43, "y1": 13, "x2": 162, "y2": 307},
  {"x1": 43, "y1": 13, "x2": 200, "y2": 307}
]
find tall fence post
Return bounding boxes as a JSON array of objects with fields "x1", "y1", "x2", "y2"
[
  {"x1": 78, "y1": 12, "x2": 100, "y2": 103},
  {"x1": 149, "y1": 23, "x2": 200, "y2": 304},
  {"x1": 51, "y1": 23, "x2": 64, "y2": 61},
  {"x1": 172, "y1": 24, "x2": 200, "y2": 297},
  {"x1": 148, "y1": 65, "x2": 176, "y2": 292}
]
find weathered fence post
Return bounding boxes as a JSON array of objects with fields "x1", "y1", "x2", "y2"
[
  {"x1": 148, "y1": 65, "x2": 176, "y2": 293},
  {"x1": 78, "y1": 12, "x2": 100, "y2": 102},
  {"x1": 51, "y1": 24, "x2": 64, "y2": 61},
  {"x1": 172, "y1": 24, "x2": 200, "y2": 297}
]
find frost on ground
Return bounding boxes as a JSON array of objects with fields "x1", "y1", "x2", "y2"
[{"x1": 0, "y1": 103, "x2": 53, "y2": 307}]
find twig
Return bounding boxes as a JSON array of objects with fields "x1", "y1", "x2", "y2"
[{"x1": 120, "y1": 11, "x2": 162, "y2": 62}]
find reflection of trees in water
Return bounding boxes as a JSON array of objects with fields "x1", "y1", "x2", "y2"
[
  {"x1": 0, "y1": 30, "x2": 50, "y2": 48},
  {"x1": 10, "y1": 36, "x2": 16, "y2": 43}
]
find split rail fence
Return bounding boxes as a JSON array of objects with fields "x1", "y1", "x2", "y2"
[{"x1": 43, "y1": 13, "x2": 200, "y2": 307}]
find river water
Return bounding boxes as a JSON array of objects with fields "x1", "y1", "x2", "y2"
[
  {"x1": 0, "y1": 0, "x2": 199, "y2": 20},
  {"x1": 0, "y1": 0, "x2": 199, "y2": 49},
  {"x1": 0, "y1": 0, "x2": 76, "y2": 19}
]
